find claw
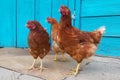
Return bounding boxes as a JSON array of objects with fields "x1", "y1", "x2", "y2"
[
  {"x1": 53, "y1": 58, "x2": 57, "y2": 61},
  {"x1": 66, "y1": 71, "x2": 74, "y2": 75},
  {"x1": 28, "y1": 59, "x2": 36, "y2": 70},
  {"x1": 28, "y1": 66, "x2": 35, "y2": 70},
  {"x1": 39, "y1": 67, "x2": 48, "y2": 72},
  {"x1": 66, "y1": 70, "x2": 78, "y2": 76}
]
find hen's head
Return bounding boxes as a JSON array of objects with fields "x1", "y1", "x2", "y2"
[
  {"x1": 26, "y1": 20, "x2": 41, "y2": 30},
  {"x1": 60, "y1": 5, "x2": 70, "y2": 16},
  {"x1": 46, "y1": 17, "x2": 57, "y2": 24}
]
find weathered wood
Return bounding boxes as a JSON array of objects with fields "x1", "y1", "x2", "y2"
[
  {"x1": 0, "y1": 0, "x2": 16, "y2": 47},
  {"x1": 82, "y1": 0, "x2": 120, "y2": 17},
  {"x1": 97, "y1": 37, "x2": 120, "y2": 56},
  {"x1": 81, "y1": 16, "x2": 120, "y2": 36},
  {"x1": 17, "y1": 0, "x2": 34, "y2": 48}
]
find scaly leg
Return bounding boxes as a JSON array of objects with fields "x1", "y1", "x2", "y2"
[
  {"x1": 67, "y1": 63, "x2": 81, "y2": 76},
  {"x1": 29, "y1": 59, "x2": 36, "y2": 70},
  {"x1": 61, "y1": 52, "x2": 66, "y2": 62},
  {"x1": 39, "y1": 59, "x2": 47, "y2": 72},
  {"x1": 74, "y1": 63, "x2": 81, "y2": 75},
  {"x1": 40, "y1": 59, "x2": 43, "y2": 72},
  {"x1": 53, "y1": 53, "x2": 58, "y2": 61}
]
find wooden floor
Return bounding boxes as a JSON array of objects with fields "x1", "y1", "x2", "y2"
[{"x1": 0, "y1": 48, "x2": 120, "y2": 80}]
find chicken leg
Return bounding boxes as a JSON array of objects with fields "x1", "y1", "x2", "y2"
[
  {"x1": 29, "y1": 59, "x2": 36, "y2": 70},
  {"x1": 39, "y1": 59, "x2": 47, "y2": 72},
  {"x1": 61, "y1": 52, "x2": 66, "y2": 62},
  {"x1": 39, "y1": 59, "x2": 43, "y2": 72},
  {"x1": 53, "y1": 53, "x2": 58, "y2": 61},
  {"x1": 68, "y1": 63, "x2": 81, "y2": 76}
]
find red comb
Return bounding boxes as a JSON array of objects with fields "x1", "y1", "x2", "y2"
[
  {"x1": 26, "y1": 20, "x2": 31, "y2": 24},
  {"x1": 60, "y1": 5, "x2": 65, "y2": 8}
]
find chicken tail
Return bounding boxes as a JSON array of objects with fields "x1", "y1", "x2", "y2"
[{"x1": 97, "y1": 26, "x2": 106, "y2": 34}]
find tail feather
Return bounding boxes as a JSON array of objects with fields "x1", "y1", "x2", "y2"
[{"x1": 98, "y1": 26, "x2": 106, "y2": 34}]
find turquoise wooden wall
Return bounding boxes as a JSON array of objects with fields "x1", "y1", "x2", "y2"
[
  {"x1": 0, "y1": 0, "x2": 120, "y2": 56},
  {"x1": 81, "y1": 0, "x2": 120, "y2": 56}
]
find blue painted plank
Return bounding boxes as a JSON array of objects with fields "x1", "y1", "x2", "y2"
[
  {"x1": 96, "y1": 37, "x2": 120, "y2": 57},
  {"x1": 81, "y1": 16, "x2": 120, "y2": 36},
  {"x1": 35, "y1": 0, "x2": 52, "y2": 35},
  {"x1": 82, "y1": 0, "x2": 120, "y2": 17},
  {"x1": 74, "y1": 0, "x2": 81, "y2": 29},
  {"x1": 52, "y1": 0, "x2": 68, "y2": 22},
  {"x1": 68, "y1": 0, "x2": 75, "y2": 26},
  {"x1": 68, "y1": 0, "x2": 81, "y2": 29},
  {"x1": 17, "y1": 0, "x2": 34, "y2": 48},
  {"x1": 0, "y1": 0, "x2": 16, "y2": 47}
]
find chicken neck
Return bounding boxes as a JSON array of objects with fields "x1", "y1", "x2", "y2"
[{"x1": 60, "y1": 14, "x2": 72, "y2": 29}]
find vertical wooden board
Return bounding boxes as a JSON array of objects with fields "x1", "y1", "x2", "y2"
[
  {"x1": 96, "y1": 37, "x2": 120, "y2": 57},
  {"x1": 0, "y1": 0, "x2": 16, "y2": 47},
  {"x1": 68, "y1": 0, "x2": 81, "y2": 29},
  {"x1": 35, "y1": 0, "x2": 52, "y2": 35},
  {"x1": 52, "y1": 0, "x2": 68, "y2": 22},
  {"x1": 82, "y1": 0, "x2": 120, "y2": 17},
  {"x1": 81, "y1": 16, "x2": 120, "y2": 36},
  {"x1": 68, "y1": 0, "x2": 75, "y2": 26},
  {"x1": 74, "y1": 0, "x2": 81, "y2": 29},
  {"x1": 17, "y1": 0, "x2": 34, "y2": 48}
]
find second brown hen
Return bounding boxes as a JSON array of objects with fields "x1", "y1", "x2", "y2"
[{"x1": 46, "y1": 17, "x2": 65, "y2": 62}]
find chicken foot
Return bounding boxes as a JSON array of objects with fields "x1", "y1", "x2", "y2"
[
  {"x1": 67, "y1": 63, "x2": 81, "y2": 76},
  {"x1": 29, "y1": 59, "x2": 36, "y2": 70},
  {"x1": 70, "y1": 66, "x2": 81, "y2": 72},
  {"x1": 53, "y1": 53, "x2": 58, "y2": 61}
]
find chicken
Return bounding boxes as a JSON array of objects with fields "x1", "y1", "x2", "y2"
[
  {"x1": 26, "y1": 20, "x2": 50, "y2": 72},
  {"x1": 57, "y1": 5, "x2": 105, "y2": 75},
  {"x1": 46, "y1": 17, "x2": 65, "y2": 62}
]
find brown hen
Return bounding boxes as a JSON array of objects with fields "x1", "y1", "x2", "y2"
[
  {"x1": 26, "y1": 20, "x2": 50, "y2": 72},
  {"x1": 57, "y1": 5, "x2": 105, "y2": 75},
  {"x1": 46, "y1": 17, "x2": 65, "y2": 62}
]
